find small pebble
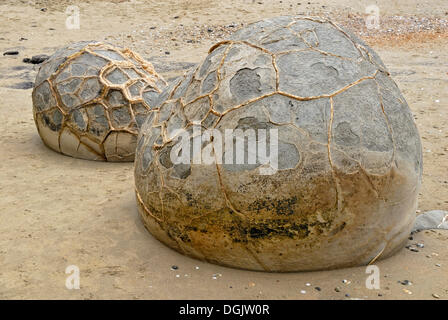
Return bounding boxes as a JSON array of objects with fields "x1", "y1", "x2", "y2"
[
  {"x1": 335, "y1": 287, "x2": 341, "y2": 292},
  {"x1": 416, "y1": 243, "x2": 424, "y2": 248},
  {"x1": 399, "y1": 280, "x2": 412, "y2": 286},
  {"x1": 435, "y1": 263, "x2": 441, "y2": 267},
  {"x1": 3, "y1": 50, "x2": 19, "y2": 56},
  {"x1": 432, "y1": 293, "x2": 440, "y2": 299},
  {"x1": 300, "y1": 290, "x2": 306, "y2": 294},
  {"x1": 314, "y1": 287, "x2": 321, "y2": 291},
  {"x1": 305, "y1": 283, "x2": 311, "y2": 286},
  {"x1": 171, "y1": 265, "x2": 179, "y2": 270},
  {"x1": 23, "y1": 54, "x2": 49, "y2": 64}
]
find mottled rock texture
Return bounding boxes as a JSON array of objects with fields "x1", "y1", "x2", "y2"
[
  {"x1": 134, "y1": 16, "x2": 423, "y2": 271},
  {"x1": 32, "y1": 41, "x2": 166, "y2": 161}
]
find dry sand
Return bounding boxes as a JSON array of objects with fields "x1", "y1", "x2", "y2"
[{"x1": 0, "y1": 0, "x2": 447, "y2": 299}]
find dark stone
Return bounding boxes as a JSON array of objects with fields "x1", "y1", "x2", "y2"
[
  {"x1": 3, "y1": 50, "x2": 19, "y2": 56},
  {"x1": 23, "y1": 54, "x2": 49, "y2": 64}
]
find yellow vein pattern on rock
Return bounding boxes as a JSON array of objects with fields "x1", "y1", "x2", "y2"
[
  {"x1": 32, "y1": 41, "x2": 167, "y2": 161},
  {"x1": 134, "y1": 16, "x2": 423, "y2": 272}
]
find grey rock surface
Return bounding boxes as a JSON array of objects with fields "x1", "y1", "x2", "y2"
[
  {"x1": 412, "y1": 210, "x2": 448, "y2": 232},
  {"x1": 135, "y1": 16, "x2": 423, "y2": 272}
]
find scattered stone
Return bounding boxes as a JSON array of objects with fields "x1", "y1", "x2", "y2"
[
  {"x1": 170, "y1": 265, "x2": 179, "y2": 270},
  {"x1": 23, "y1": 54, "x2": 49, "y2": 64},
  {"x1": 3, "y1": 50, "x2": 19, "y2": 56},
  {"x1": 345, "y1": 293, "x2": 350, "y2": 297},
  {"x1": 19, "y1": 37, "x2": 27, "y2": 41},
  {"x1": 435, "y1": 263, "x2": 441, "y2": 267},
  {"x1": 399, "y1": 280, "x2": 412, "y2": 286},
  {"x1": 165, "y1": 51, "x2": 170, "y2": 55},
  {"x1": 416, "y1": 243, "x2": 425, "y2": 248},
  {"x1": 335, "y1": 287, "x2": 341, "y2": 292},
  {"x1": 412, "y1": 210, "x2": 448, "y2": 232},
  {"x1": 315, "y1": 287, "x2": 321, "y2": 291},
  {"x1": 403, "y1": 289, "x2": 412, "y2": 295},
  {"x1": 40, "y1": 8, "x2": 47, "y2": 12},
  {"x1": 300, "y1": 290, "x2": 306, "y2": 294},
  {"x1": 432, "y1": 293, "x2": 440, "y2": 299}
]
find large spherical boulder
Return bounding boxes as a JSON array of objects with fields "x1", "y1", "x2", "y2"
[
  {"x1": 32, "y1": 41, "x2": 166, "y2": 161},
  {"x1": 134, "y1": 16, "x2": 423, "y2": 271}
]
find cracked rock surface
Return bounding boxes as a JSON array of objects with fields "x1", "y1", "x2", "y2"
[
  {"x1": 32, "y1": 41, "x2": 167, "y2": 162},
  {"x1": 134, "y1": 16, "x2": 423, "y2": 272}
]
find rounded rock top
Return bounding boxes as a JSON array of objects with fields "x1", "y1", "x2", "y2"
[
  {"x1": 32, "y1": 41, "x2": 167, "y2": 161},
  {"x1": 134, "y1": 16, "x2": 423, "y2": 272}
]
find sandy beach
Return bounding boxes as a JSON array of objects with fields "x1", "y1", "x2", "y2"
[{"x1": 0, "y1": 0, "x2": 447, "y2": 299}]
